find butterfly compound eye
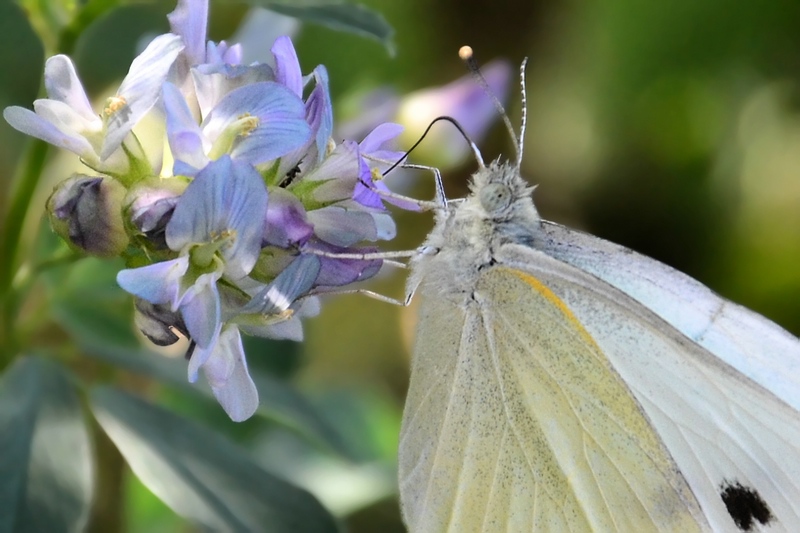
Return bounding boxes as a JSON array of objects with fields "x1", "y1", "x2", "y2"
[{"x1": 479, "y1": 182, "x2": 513, "y2": 213}]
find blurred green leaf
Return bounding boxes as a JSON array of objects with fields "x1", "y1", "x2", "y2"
[
  {"x1": 242, "y1": 334, "x2": 302, "y2": 377},
  {"x1": 47, "y1": 258, "x2": 139, "y2": 349},
  {"x1": 251, "y1": 371, "x2": 355, "y2": 459},
  {"x1": 0, "y1": 1, "x2": 43, "y2": 107},
  {"x1": 0, "y1": 1, "x2": 43, "y2": 183},
  {"x1": 308, "y1": 387, "x2": 401, "y2": 463},
  {"x1": 257, "y1": 2, "x2": 394, "y2": 54},
  {"x1": 0, "y1": 356, "x2": 93, "y2": 533},
  {"x1": 58, "y1": 0, "x2": 124, "y2": 56},
  {"x1": 17, "y1": 0, "x2": 77, "y2": 53},
  {"x1": 73, "y1": 3, "x2": 170, "y2": 96},
  {"x1": 81, "y1": 343, "x2": 186, "y2": 384},
  {"x1": 81, "y1": 343, "x2": 354, "y2": 458},
  {"x1": 90, "y1": 386, "x2": 340, "y2": 533}
]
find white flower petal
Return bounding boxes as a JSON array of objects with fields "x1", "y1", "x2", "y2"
[
  {"x1": 102, "y1": 33, "x2": 185, "y2": 160},
  {"x1": 3, "y1": 106, "x2": 97, "y2": 164},
  {"x1": 34, "y1": 99, "x2": 102, "y2": 141},
  {"x1": 43, "y1": 55, "x2": 97, "y2": 123}
]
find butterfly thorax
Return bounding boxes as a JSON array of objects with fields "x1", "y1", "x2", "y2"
[{"x1": 409, "y1": 160, "x2": 541, "y2": 306}]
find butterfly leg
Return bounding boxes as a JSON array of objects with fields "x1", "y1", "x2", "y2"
[
  {"x1": 302, "y1": 248, "x2": 419, "y2": 261},
  {"x1": 305, "y1": 287, "x2": 412, "y2": 307},
  {"x1": 400, "y1": 163, "x2": 448, "y2": 207}
]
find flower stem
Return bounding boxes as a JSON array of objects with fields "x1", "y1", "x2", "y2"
[{"x1": 0, "y1": 139, "x2": 49, "y2": 362}]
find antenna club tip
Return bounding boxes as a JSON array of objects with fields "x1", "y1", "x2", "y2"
[{"x1": 458, "y1": 45, "x2": 473, "y2": 61}]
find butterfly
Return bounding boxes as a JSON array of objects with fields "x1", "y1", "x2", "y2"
[{"x1": 397, "y1": 48, "x2": 800, "y2": 532}]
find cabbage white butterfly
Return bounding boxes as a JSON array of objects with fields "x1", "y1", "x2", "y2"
[{"x1": 398, "y1": 48, "x2": 800, "y2": 532}]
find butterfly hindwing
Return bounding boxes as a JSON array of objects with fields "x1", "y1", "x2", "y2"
[
  {"x1": 501, "y1": 242, "x2": 800, "y2": 532},
  {"x1": 537, "y1": 220, "x2": 800, "y2": 414}
]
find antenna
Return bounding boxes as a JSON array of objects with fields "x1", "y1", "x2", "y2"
[
  {"x1": 458, "y1": 45, "x2": 520, "y2": 165},
  {"x1": 517, "y1": 57, "x2": 528, "y2": 167},
  {"x1": 382, "y1": 115, "x2": 485, "y2": 177}
]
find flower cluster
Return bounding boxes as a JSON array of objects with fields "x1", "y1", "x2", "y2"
[{"x1": 4, "y1": 0, "x2": 405, "y2": 421}]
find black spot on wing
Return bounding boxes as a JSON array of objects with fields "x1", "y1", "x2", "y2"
[{"x1": 720, "y1": 480, "x2": 774, "y2": 531}]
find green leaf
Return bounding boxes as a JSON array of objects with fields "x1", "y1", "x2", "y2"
[
  {"x1": 80, "y1": 343, "x2": 355, "y2": 459},
  {"x1": 90, "y1": 386, "x2": 340, "y2": 533},
  {"x1": 0, "y1": 356, "x2": 93, "y2": 533},
  {"x1": 259, "y1": 2, "x2": 394, "y2": 54},
  {"x1": 47, "y1": 258, "x2": 139, "y2": 349}
]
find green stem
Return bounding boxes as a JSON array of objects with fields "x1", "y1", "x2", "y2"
[
  {"x1": 0, "y1": 139, "x2": 49, "y2": 362},
  {"x1": 8, "y1": 252, "x2": 84, "y2": 352},
  {"x1": 0, "y1": 139, "x2": 48, "y2": 291}
]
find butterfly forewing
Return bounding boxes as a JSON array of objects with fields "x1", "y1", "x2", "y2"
[
  {"x1": 400, "y1": 144, "x2": 800, "y2": 532},
  {"x1": 399, "y1": 265, "x2": 710, "y2": 532}
]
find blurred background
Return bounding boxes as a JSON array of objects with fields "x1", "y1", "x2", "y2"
[{"x1": 2, "y1": 0, "x2": 800, "y2": 531}]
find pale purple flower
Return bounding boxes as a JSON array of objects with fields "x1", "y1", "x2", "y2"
[
  {"x1": 165, "y1": 156, "x2": 266, "y2": 281},
  {"x1": 354, "y1": 122, "x2": 406, "y2": 209},
  {"x1": 189, "y1": 62, "x2": 276, "y2": 121},
  {"x1": 272, "y1": 36, "x2": 304, "y2": 98},
  {"x1": 307, "y1": 203, "x2": 394, "y2": 247},
  {"x1": 311, "y1": 242, "x2": 382, "y2": 288},
  {"x1": 167, "y1": 0, "x2": 208, "y2": 67},
  {"x1": 298, "y1": 141, "x2": 362, "y2": 205},
  {"x1": 236, "y1": 254, "x2": 324, "y2": 342},
  {"x1": 164, "y1": 79, "x2": 311, "y2": 176},
  {"x1": 263, "y1": 187, "x2": 314, "y2": 248},
  {"x1": 270, "y1": 126, "x2": 404, "y2": 288},
  {"x1": 240, "y1": 254, "x2": 320, "y2": 316},
  {"x1": 271, "y1": 36, "x2": 334, "y2": 178},
  {"x1": 4, "y1": 0, "x2": 422, "y2": 422},
  {"x1": 117, "y1": 156, "x2": 267, "y2": 419},
  {"x1": 190, "y1": 324, "x2": 257, "y2": 422}
]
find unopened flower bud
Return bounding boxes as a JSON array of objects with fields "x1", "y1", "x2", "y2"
[
  {"x1": 47, "y1": 174, "x2": 129, "y2": 257},
  {"x1": 133, "y1": 298, "x2": 188, "y2": 346},
  {"x1": 127, "y1": 182, "x2": 185, "y2": 250}
]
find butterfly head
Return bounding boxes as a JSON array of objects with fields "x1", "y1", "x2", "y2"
[
  {"x1": 415, "y1": 49, "x2": 539, "y2": 262},
  {"x1": 468, "y1": 160, "x2": 537, "y2": 225}
]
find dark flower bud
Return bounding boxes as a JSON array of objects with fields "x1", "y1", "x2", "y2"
[
  {"x1": 47, "y1": 174, "x2": 129, "y2": 257},
  {"x1": 133, "y1": 298, "x2": 188, "y2": 346},
  {"x1": 130, "y1": 191, "x2": 180, "y2": 250}
]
